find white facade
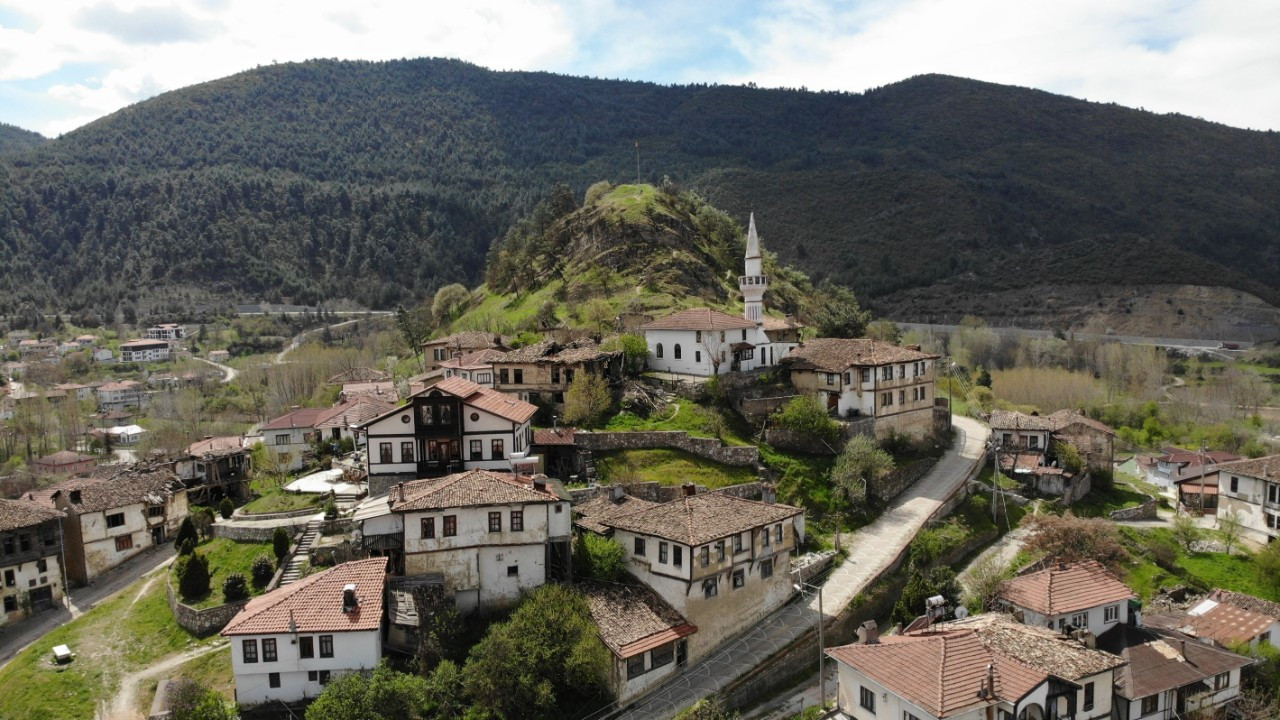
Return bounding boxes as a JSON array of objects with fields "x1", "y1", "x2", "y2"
[
  {"x1": 1119, "y1": 668, "x2": 1241, "y2": 720},
  {"x1": 144, "y1": 324, "x2": 187, "y2": 340},
  {"x1": 263, "y1": 428, "x2": 311, "y2": 472},
  {"x1": 1018, "y1": 600, "x2": 1129, "y2": 637},
  {"x1": 1217, "y1": 463, "x2": 1280, "y2": 543},
  {"x1": 230, "y1": 629, "x2": 381, "y2": 705},
  {"x1": 74, "y1": 491, "x2": 188, "y2": 582},
  {"x1": 645, "y1": 326, "x2": 778, "y2": 376},
  {"x1": 96, "y1": 382, "x2": 144, "y2": 410},
  {"x1": 118, "y1": 340, "x2": 170, "y2": 363},
  {"x1": 400, "y1": 498, "x2": 571, "y2": 611}
]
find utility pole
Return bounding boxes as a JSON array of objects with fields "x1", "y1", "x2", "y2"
[{"x1": 634, "y1": 140, "x2": 641, "y2": 184}]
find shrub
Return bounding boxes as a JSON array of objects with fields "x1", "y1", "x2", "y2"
[
  {"x1": 178, "y1": 552, "x2": 210, "y2": 601},
  {"x1": 773, "y1": 396, "x2": 840, "y2": 446},
  {"x1": 218, "y1": 497, "x2": 234, "y2": 519},
  {"x1": 323, "y1": 498, "x2": 339, "y2": 520},
  {"x1": 174, "y1": 516, "x2": 199, "y2": 550},
  {"x1": 251, "y1": 554, "x2": 275, "y2": 588},
  {"x1": 177, "y1": 538, "x2": 195, "y2": 556},
  {"x1": 222, "y1": 572, "x2": 248, "y2": 602},
  {"x1": 573, "y1": 533, "x2": 626, "y2": 582},
  {"x1": 272, "y1": 526, "x2": 291, "y2": 561}
]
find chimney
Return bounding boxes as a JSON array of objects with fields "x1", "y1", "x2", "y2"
[
  {"x1": 611, "y1": 485, "x2": 624, "y2": 502},
  {"x1": 533, "y1": 478, "x2": 547, "y2": 493},
  {"x1": 70, "y1": 489, "x2": 82, "y2": 504},
  {"x1": 858, "y1": 619, "x2": 879, "y2": 644},
  {"x1": 1057, "y1": 559, "x2": 1067, "y2": 571},
  {"x1": 985, "y1": 663, "x2": 995, "y2": 697},
  {"x1": 906, "y1": 344, "x2": 921, "y2": 352},
  {"x1": 681, "y1": 483, "x2": 697, "y2": 497},
  {"x1": 396, "y1": 482, "x2": 405, "y2": 503},
  {"x1": 342, "y1": 583, "x2": 358, "y2": 613}
]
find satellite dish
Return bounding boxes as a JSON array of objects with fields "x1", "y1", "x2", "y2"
[{"x1": 954, "y1": 606, "x2": 970, "y2": 620}]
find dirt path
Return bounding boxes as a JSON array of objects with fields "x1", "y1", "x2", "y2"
[
  {"x1": 275, "y1": 318, "x2": 363, "y2": 364},
  {"x1": 97, "y1": 642, "x2": 227, "y2": 720},
  {"x1": 191, "y1": 356, "x2": 237, "y2": 383}
]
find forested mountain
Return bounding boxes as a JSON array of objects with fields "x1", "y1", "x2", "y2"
[
  {"x1": 0, "y1": 123, "x2": 45, "y2": 154},
  {"x1": 0, "y1": 58, "x2": 1277, "y2": 322}
]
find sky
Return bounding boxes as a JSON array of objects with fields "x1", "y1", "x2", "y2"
[{"x1": 1, "y1": 0, "x2": 1278, "y2": 137}]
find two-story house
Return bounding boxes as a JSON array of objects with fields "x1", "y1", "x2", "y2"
[
  {"x1": 988, "y1": 411, "x2": 1117, "y2": 503},
  {"x1": 583, "y1": 581, "x2": 698, "y2": 703},
  {"x1": 313, "y1": 396, "x2": 397, "y2": 446},
  {"x1": 356, "y1": 377, "x2": 537, "y2": 495},
  {"x1": 362, "y1": 470, "x2": 570, "y2": 612},
  {"x1": 1146, "y1": 446, "x2": 1240, "y2": 490},
  {"x1": 260, "y1": 407, "x2": 329, "y2": 472},
  {"x1": 32, "y1": 467, "x2": 189, "y2": 585},
  {"x1": 784, "y1": 338, "x2": 940, "y2": 436},
  {"x1": 438, "y1": 349, "x2": 505, "y2": 387},
  {"x1": 491, "y1": 339, "x2": 623, "y2": 407},
  {"x1": 1098, "y1": 622, "x2": 1250, "y2": 720},
  {"x1": 1146, "y1": 590, "x2": 1280, "y2": 650},
  {"x1": 1208, "y1": 454, "x2": 1280, "y2": 543},
  {"x1": 145, "y1": 323, "x2": 187, "y2": 340},
  {"x1": 118, "y1": 339, "x2": 171, "y2": 363},
  {"x1": 175, "y1": 436, "x2": 254, "y2": 504},
  {"x1": 997, "y1": 559, "x2": 1136, "y2": 637},
  {"x1": 31, "y1": 450, "x2": 98, "y2": 477},
  {"x1": 96, "y1": 380, "x2": 145, "y2": 412},
  {"x1": 420, "y1": 332, "x2": 508, "y2": 374},
  {"x1": 222, "y1": 557, "x2": 388, "y2": 706},
  {"x1": 593, "y1": 490, "x2": 803, "y2": 662},
  {"x1": 0, "y1": 499, "x2": 66, "y2": 626},
  {"x1": 827, "y1": 613, "x2": 1126, "y2": 720}
]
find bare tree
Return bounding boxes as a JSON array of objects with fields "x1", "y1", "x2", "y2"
[{"x1": 1218, "y1": 509, "x2": 1245, "y2": 555}]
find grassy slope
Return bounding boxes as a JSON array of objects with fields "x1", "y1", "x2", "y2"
[
  {"x1": 185, "y1": 537, "x2": 276, "y2": 609},
  {"x1": 0, "y1": 573, "x2": 214, "y2": 720},
  {"x1": 594, "y1": 449, "x2": 757, "y2": 489},
  {"x1": 1119, "y1": 526, "x2": 1279, "y2": 602}
]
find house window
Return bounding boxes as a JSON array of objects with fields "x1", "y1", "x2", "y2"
[
  {"x1": 695, "y1": 351, "x2": 702, "y2": 362},
  {"x1": 1215, "y1": 672, "x2": 1229, "y2": 690},
  {"x1": 1071, "y1": 612, "x2": 1088, "y2": 628},
  {"x1": 733, "y1": 534, "x2": 744, "y2": 553},
  {"x1": 656, "y1": 343, "x2": 663, "y2": 359},
  {"x1": 716, "y1": 540, "x2": 725, "y2": 562},
  {"x1": 148, "y1": 505, "x2": 164, "y2": 517},
  {"x1": 274, "y1": 433, "x2": 290, "y2": 446},
  {"x1": 775, "y1": 524, "x2": 783, "y2": 543},
  {"x1": 1141, "y1": 695, "x2": 1158, "y2": 715},
  {"x1": 115, "y1": 535, "x2": 134, "y2": 552},
  {"x1": 1029, "y1": 435, "x2": 1040, "y2": 449},
  {"x1": 2, "y1": 595, "x2": 15, "y2": 612},
  {"x1": 422, "y1": 518, "x2": 435, "y2": 539},
  {"x1": 299, "y1": 636, "x2": 314, "y2": 658},
  {"x1": 268, "y1": 672, "x2": 281, "y2": 689},
  {"x1": 898, "y1": 364, "x2": 906, "y2": 379},
  {"x1": 491, "y1": 439, "x2": 504, "y2": 459},
  {"x1": 18, "y1": 534, "x2": 29, "y2": 552},
  {"x1": 514, "y1": 369, "x2": 524, "y2": 384},
  {"x1": 565, "y1": 369, "x2": 574, "y2": 384},
  {"x1": 627, "y1": 654, "x2": 646, "y2": 679},
  {"x1": 760, "y1": 557, "x2": 774, "y2": 578},
  {"x1": 1084, "y1": 682, "x2": 1095, "y2": 711},
  {"x1": 379, "y1": 443, "x2": 393, "y2": 464},
  {"x1": 511, "y1": 511, "x2": 523, "y2": 531},
  {"x1": 732, "y1": 569, "x2": 745, "y2": 589},
  {"x1": 36, "y1": 558, "x2": 46, "y2": 573},
  {"x1": 401, "y1": 442, "x2": 415, "y2": 463},
  {"x1": 106, "y1": 513, "x2": 125, "y2": 528},
  {"x1": 701, "y1": 546, "x2": 710, "y2": 567},
  {"x1": 551, "y1": 367, "x2": 560, "y2": 384},
  {"x1": 1105, "y1": 605, "x2": 1119, "y2": 623},
  {"x1": 674, "y1": 344, "x2": 682, "y2": 360},
  {"x1": 489, "y1": 512, "x2": 502, "y2": 532},
  {"x1": 898, "y1": 390, "x2": 905, "y2": 405},
  {"x1": 635, "y1": 538, "x2": 646, "y2": 556},
  {"x1": 443, "y1": 515, "x2": 457, "y2": 537},
  {"x1": 476, "y1": 372, "x2": 491, "y2": 384},
  {"x1": 262, "y1": 638, "x2": 277, "y2": 662},
  {"x1": 1230, "y1": 476, "x2": 1238, "y2": 493},
  {"x1": 882, "y1": 366, "x2": 893, "y2": 380},
  {"x1": 242, "y1": 639, "x2": 258, "y2": 663},
  {"x1": 507, "y1": 565, "x2": 519, "y2": 577},
  {"x1": 703, "y1": 578, "x2": 718, "y2": 598},
  {"x1": 826, "y1": 373, "x2": 836, "y2": 386},
  {"x1": 499, "y1": 369, "x2": 510, "y2": 384},
  {"x1": 1, "y1": 537, "x2": 10, "y2": 555},
  {"x1": 652, "y1": 643, "x2": 674, "y2": 668},
  {"x1": 659, "y1": 542, "x2": 669, "y2": 564},
  {"x1": 860, "y1": 686, "x2": 876, "y2": 713},
  {"x1": 319, "y1": 635, "x2": 334, "y2": 658},
  {"x1": 470, "y1": 440, "x2": 483, "y2": 460},
  {"x1": 673, "y1": 546, "x2": 682, "y2": 567},
  {"x1": 861, "y1": 368, "x2": 870, "y2": 383},
  {"x1": 905, "y1": 713, "x2": 921, "y2": 720},
  {"x1": 762, "y1": 527, "x2": 771, "y2": 547},
  {"x1": 318, "y1": 670, "x2": 331, "y2": 685}
]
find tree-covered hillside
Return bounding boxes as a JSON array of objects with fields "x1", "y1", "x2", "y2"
[
  {"x1": 0, "y1": 123, "x2": 45, "y2": 154},
  {"x1": 0, "y1": 58, "x2": 1277, "y2": 319}
]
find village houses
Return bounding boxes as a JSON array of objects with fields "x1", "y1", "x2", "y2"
[
  {"x1": 490, "y1": 339, "x2": 623, "y2": 407},
  {"x1": 30, "y1": 467, "x2": 189, "y2": 585},
  {"x1": 0, "y1": 499, "x2": 66, "y2": 627},
  {"x1": 987, "y1": 410, "x2": 1118, "y2": 504},
  {"x1": 144, "y1": 323, "x2": 187, "y2": 340},
  {"x1": 419, "y1": 331, "x2": 507, "y2": 374},
  {"x1": 118, "y1": 339, "x2": 171, "y2": 363},
  {"x1": 174, "y1": 436, "x2": 254, "y2": 504},
  {"x1": 438, "y1": 348, "x2": 504, "y2": 387},
  {"x1": 581, "y1": 489, "x2": 803, "y2": 663},
  {"x1": 1205, "y1": 454, "x2": 1280, "y2": 543},
  {"x1": 356, "y1": 377, "x2": 537, "y2": 495},
  {"x1": 261, "y1": 406, "x2": 329, "y2": 472},
  {"x1": 221, "y1": 557, "x2": 388, "y2": 706},
  {"x1": 783, "y1": 337, "x2": 940, "y2": 436},
  {"x1": 584, "y1": 581, "x2": 698, "y2": 703},
  {"x1": 997, "y1": 559, "x2": 1136, "y2": 637},
  {"x1": 96, "y1": 380, "x2": 145, "y2": 411},
  {"x1": 31, "y1": 450, "x2": 98, "y2": 477}
]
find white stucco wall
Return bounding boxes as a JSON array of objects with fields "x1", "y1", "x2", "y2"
[
  {"x1": 0, "y1": 554, "x2": 63, "y2": 627},
  {"x1": 1018, "y1": 600, "x2": 1129, "y2": 637},
  {"x1": 231, "y1": 630, "x2": 381, "y2": 706}
]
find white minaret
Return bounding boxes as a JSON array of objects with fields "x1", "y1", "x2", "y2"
[{"x1": 739, "y1": 213, "x2": 768, "y2": 323}]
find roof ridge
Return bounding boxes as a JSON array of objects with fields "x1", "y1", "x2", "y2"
[{"x1": 938, "y1": 632, "x2": 949, "y2": 711}]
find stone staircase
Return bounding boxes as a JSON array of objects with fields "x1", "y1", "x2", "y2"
[{"x1": 279, "y1": 519, "x2": 321, "y2": 586}]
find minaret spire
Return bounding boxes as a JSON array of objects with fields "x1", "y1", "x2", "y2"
[
  {"x1": 746, "y1": 212, "x2": 761, "y2": 259},
  {"x1": 739, "y1": 213, "x2": 768, "y2": 324}
]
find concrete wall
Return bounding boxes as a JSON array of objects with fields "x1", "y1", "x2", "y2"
[
  {"x1": 574, "y1": 430, "x2": 760, "y2": 467},
  {"x1": 231, "y1": 630, "x2": 381, "y2": 706}
]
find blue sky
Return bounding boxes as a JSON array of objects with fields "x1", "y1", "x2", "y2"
[{"x1": 2, "y1": 0, "x2": 1278, "y2": 136}]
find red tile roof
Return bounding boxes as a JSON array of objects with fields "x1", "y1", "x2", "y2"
[
  {"x1": 32, "y1": 450, "x2": 97, "y2": 466},
  {"x1": 1183, "y1": 600, "x2": 1275, "y2": 645},
  {"x1": 602, "y1": 492, "x2": 801, "y2": 546},
  {"x1": 640, "y1": 308, "x2": 757, "y2": 332},
  {"x1": 1208, "y1": 588, "x2": 1280, "y2": 621},
  {"x1": 574, "y1": 492, "x2": 660, "y2": 534},
  {"x1": 1000, "y1": 560, "x2": 1135, "y2": 616},
  {"x1": 390, "y1": 470, "x2": 560, "y2": 512},
  {"x1": 260, "y1": 407, "x2": 328, "y2": 431},
  {"x1": 420, "y1": 331, "x2": 506, "y2": 351},
  {"x1": 583, "y1": 582, "x2": 696, "y2": 659},
  {"x1": 0, "y1": 498, "x2": 63, "y2": 532},
  {"x1": 186, "y1": 436, "x2": 250, "y2": 457},
  {"x1": 440, "y1": 348, "x2": 506, "y2": 370},
  {"x1": 785, "y1": 338, "x2": 938, "y2": 372},
  {"x1": 433, "y1": 376, "x2": 537, "y2": 423},
  {"x1": 32, "y1": 467, "x2": 181, "y2": 514},
  {"x1": 222, "y1": 558, "x2": 388, "y2": 636},
  {"x1": 988, "y1": 410, "x2": 1056, "y2": 432},
  {"x1": 1211, "y1": 454, "x2": 1280, "y2": 482},
  {"x1": 1046, "y1": 410, "x2": 1116, "y2": 436},
  {"x1": 315, "y1": 397, "x2": 398, "y2": 430},
  {"x1": 532, "y1": 427, "x2": 578, "y2": 446}
]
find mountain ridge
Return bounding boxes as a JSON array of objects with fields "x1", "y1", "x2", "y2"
[{"x1": 0, "y1": 58, "x2": 1276, "y2": 325}]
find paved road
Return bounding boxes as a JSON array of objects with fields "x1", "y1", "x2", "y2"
[
  {"x1": 0, "y1": 545, "x2": 177, "y2": 672},
  {"x1": 275, "y1": 318, "x2": 364, "y2": 364},
  {"x1": 191, "y1": 356, "x2": 237, "y2": 383},
  {"x1": 615, "y1": 416, "x2": 989, "y2": 720},
  {"x1": 894, "y1": 321, "x2": 1254, "y2": 353}
]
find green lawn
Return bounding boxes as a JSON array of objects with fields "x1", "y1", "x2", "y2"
[
  {"x1": 240, "y1": 487, "x2": 324, "y2": 515},
  {"x1": 1119, "y1": 526, "x2": 1279, "y2": 602},
  {"x1": 594, "y1": 448, "x2": 758, "y2": 489},
  {"x1": 142, "y1": 645, "x2": 234, "y2": 714},
  {"x1": 184, "y1": 537, "x2": 276, "y2": 609},
  {"x1": 0, "y1": 570, "x2": 215, "y2": 720},
  {"x1": 1068, "y1": 483, "x2": 1150, "y2": 518},
  {"x1": 603, "y1": 403, "x2": 753, "y2": 446}
]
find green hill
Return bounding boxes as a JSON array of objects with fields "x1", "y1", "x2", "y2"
[
  {"x1": 0, "y1": 122, "x2": 45, "y2": 154},
  {"x1": 0, "y1": 58, "x2": 1277, "y2": 322}
]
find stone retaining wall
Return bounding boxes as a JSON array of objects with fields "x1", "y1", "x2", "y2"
[
  {"x1": 872, "y1": 458, "x2": 938, "y2": 504},
  {"x1": 762, "y1": 427, "x2": 842, "y2": 455},
  {"x1": 165, "y1": 572, "x2": 248, "y2": 636},
  {"x1": 232, "y1": 506, "x2": 319, "y2": 521},
  {"x1": 738, "y1": 395, "x2": 798, "y2": 420},
  {"x1": 1110, "y1": 496, "x2": 1159, "y2": 521},
  {"x1": 569, "y1": 481, "x2": 768, "y2": 505},
  {"x1": 211, "y1": 520, "x2": 307, "y2": 542},
  {"x1": 575, "y1": 430, "x2": 759, "y2": 467}
]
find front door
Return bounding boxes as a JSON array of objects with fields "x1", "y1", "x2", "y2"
[
  {"x1": 1175, "y1": 688, "x2": 1187, "y2": 715},
  {"x1": 151, "y1": 526, "x2": 165, "y2": 546},
  {"x1": 29, "y1": 585, "x2": 54, "y2": 612},
  {"x1": 826, "y1": 392, "x2": 839, "y2": 413}
]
